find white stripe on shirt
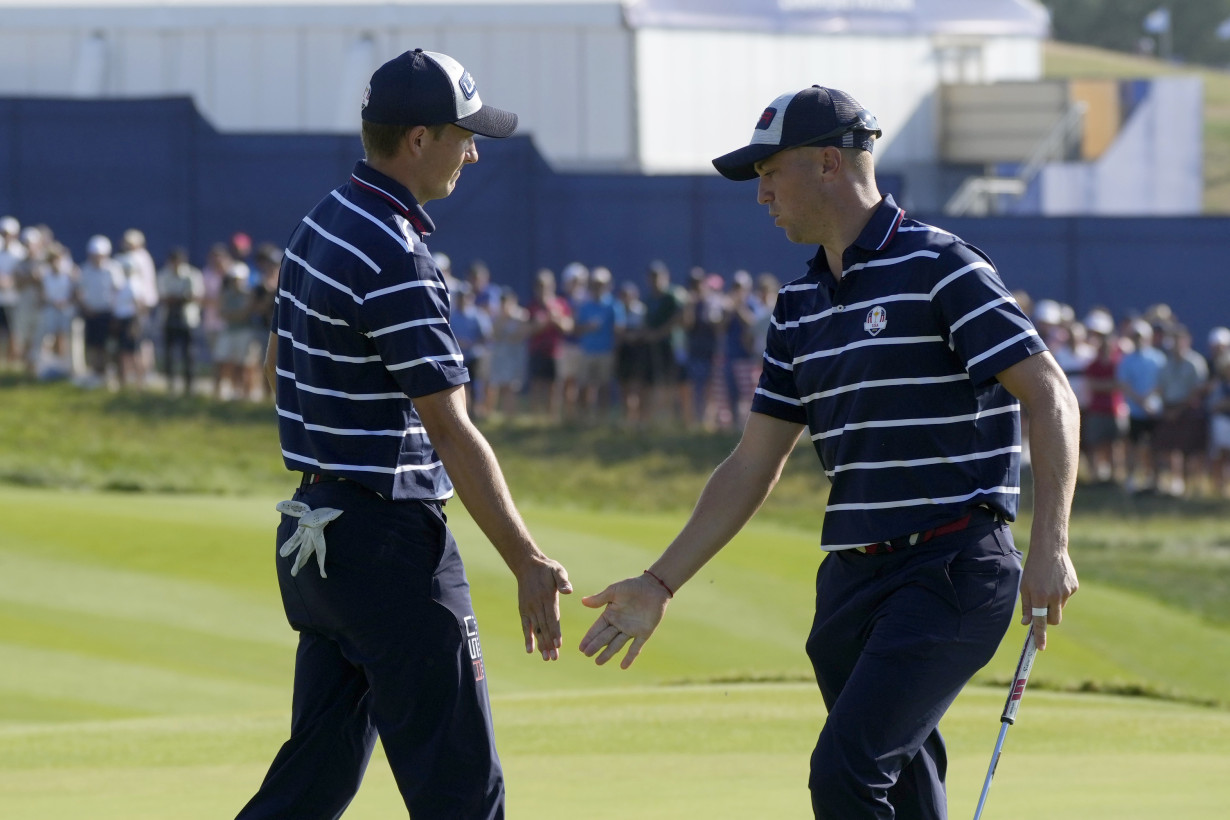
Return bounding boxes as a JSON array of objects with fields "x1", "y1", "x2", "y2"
[
  {"x1": 276, "y1": 368, "x2": 404, "y2": 400},
  {"x1": 384, "y1": 352, "x2": 466, "y2": 373},
  {"x1": 278, "y1": 288, "x2": 350, "y2": 326},
  {"x1": 282, "y1": 447, "x2": 448, "y2": 476},
  {"x1": 949, "y1": 295, "x2": 1018, "y2": 335},
  {"x1": 897, "y1": 224, "x2": 955, "y2": 238},
  {"x1": 811, "y1": 403, "x2": 1020, "y2": 441},
  {"x1": 277, "y1": 328, "x2": 382, "y2": 364},
  {"x1": 367, "y1": 279, "x2": 447, "y2": 301},
  {"x1": 367, "y1": 316, "x2": 450, "y2": 339},
  {"x1": 753, "y1": 387, "x2": 804, "y2": 406},
  {"x1": 284, "y1": 250, "x2": 364, "y2": 305},
  {"x1": 825, "y1": 445, "x2": 1022, "y2": 477},
  {"x1": 304, "y1": 216, "x2": 381, "y2": 273},
  {"x1": 966, "y1": 329, "x2": 1040, "y2": 370},
  {"x1": 799, "y1": 372, "x2": 969, "y2": 404},
  {"x1": 794, "y1": 335, "x2": 944, "y2": 367},
  {"x1": 824, "y1": 485, "x2": 1020, "y2": 512},
  {"x1": 929, "y1": 260, "x2": 994, "y2": 299},
  {"x1": 276, "y1": 406, "x2": 423, "y2": 437},
  {"x1": 773, "y1": 292, "x2": 929, "y2": 331},
  {"x1": 842, "y1": 249, "x2": 940, "y2": 278},
  {"x1": 330, "y1": 190, "x2": 412, "y2": 253}
]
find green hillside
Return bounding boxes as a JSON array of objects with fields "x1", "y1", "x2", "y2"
[{"x1": 1045, "y1": 40, "x2": 1230, "y2": 213}]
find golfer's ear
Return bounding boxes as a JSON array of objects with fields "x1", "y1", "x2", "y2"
[{"x1": 404, "y1": 125, "x2": 430, "y2": 156}]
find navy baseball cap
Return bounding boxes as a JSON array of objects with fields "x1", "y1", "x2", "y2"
[
  {"x1": 361, "y1": 49, "x2": 518, "y2": 138},
  {"x1": 712, "y1": 86, "x2": 881, "y2": 181}
]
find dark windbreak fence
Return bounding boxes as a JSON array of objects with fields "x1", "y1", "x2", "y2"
[{"x1": 1, "y1": 97, "x2": 1225, "y2": 342}]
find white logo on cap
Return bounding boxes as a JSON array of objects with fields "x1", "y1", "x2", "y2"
[
  {"x1": 459, "y1": 71, "x2": 477, "y2": 100},
  {"x1": 749, "y1": 89, "x2": 797, "y2": 147},
  {"x1": 361, "y1": 84, "x2": 371, "y2": 110}
]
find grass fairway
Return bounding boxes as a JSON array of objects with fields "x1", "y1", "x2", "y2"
[{"x1": 3, "y1": 485, "x2": 1230, "y2": 818}]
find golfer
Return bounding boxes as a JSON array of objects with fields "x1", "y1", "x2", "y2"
[
  {"x1": 236, "y1": 50, "x2": 571, "y2": 820},
  {"x1": 580, "y1": 86, "x2": 1079, "y2": 819}
]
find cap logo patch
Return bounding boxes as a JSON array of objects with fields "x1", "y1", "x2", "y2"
[
  {"x1": 459, "y1": 71, "x2": 477, "y2": 100},
  {"x1": 756, "y1": 107, "x2": 778, "y2": 130},
  {"x1": 864, "y1": 305, "x2": 888, "y2": 336},
  {"x1": 361, "y1": 83, "x2": 371, "y2": 110}
]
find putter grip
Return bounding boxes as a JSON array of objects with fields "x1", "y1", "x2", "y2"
[{"x1": 999, "y1": 630, "x2": 1038, "y2": 725}]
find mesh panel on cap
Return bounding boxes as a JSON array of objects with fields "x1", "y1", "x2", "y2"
[{"x1": 829, "y1": 93, "x2": 860, "y2": 123}]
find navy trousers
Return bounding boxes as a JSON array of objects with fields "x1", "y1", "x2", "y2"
[
  {"x1": 236, "y1": 479, "x2": 504, "y2": 820},
  {"x1": 806, "y1": 513, "x2": 1021, "y2": 820}
]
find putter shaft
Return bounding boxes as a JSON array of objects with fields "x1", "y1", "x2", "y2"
[{"x1": 971, "y1": 629, "x2": 1038, "y2": 820}]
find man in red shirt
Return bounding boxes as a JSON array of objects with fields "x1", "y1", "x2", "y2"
[
  {"x1": 1081, "y1": 309, "x2": 1127, "y2": 484},
  {"x1": 526, "y1": 268, "x2": 573, "y2": 419}
]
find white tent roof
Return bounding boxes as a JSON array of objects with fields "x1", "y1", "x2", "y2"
[
  {"x1": 0, "y1": 0, "x2": 1049, "y2": 37},
  {"x1": 626, "y1": 0, "x2": 1050, "y2": 37}
]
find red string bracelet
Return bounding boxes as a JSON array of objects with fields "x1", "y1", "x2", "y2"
[{"x1": 643, "y1": 569, "x2": 674, "y2": 598}]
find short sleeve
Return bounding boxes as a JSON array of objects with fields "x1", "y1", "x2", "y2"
[
  {"x1": 930, "y1": 243, "x2": 1047, "y2": 387},
  {"x1": 355, "y1": 252, "x2": 469, "y2": 398}
]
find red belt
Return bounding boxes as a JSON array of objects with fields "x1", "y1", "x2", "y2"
[
  {"x1": 855, "y1": 509, "x2": 994, "y2": 555},
  {"x1": 300, "y1": 472, "x2": 345, "y2": 487}
]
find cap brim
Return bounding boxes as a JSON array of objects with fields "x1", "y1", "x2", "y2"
[
  {"x1": 456, "y1": 105, "x2": 518, "y2": 138},
  {"x1": 711, "y1": 143, "x2": 784, "y2": 181}
]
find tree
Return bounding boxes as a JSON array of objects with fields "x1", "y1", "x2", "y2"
[{"x1": 1043, "y1": 0, "x2": 1230, "y2": 67}]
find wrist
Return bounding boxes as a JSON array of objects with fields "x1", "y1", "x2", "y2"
[
  {"x1": 506, "y1": 543, "x2": 548, "y2": 578},
  {"x1": 643, "y1": 569, "x2": 675, "y2": 598}
]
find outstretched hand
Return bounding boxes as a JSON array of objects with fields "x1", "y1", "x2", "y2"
[
  {"x1": 579, "y1": 574, "x2": 672, "y2": 669},
  {"x1": 518, "y1": 555, "x2": 572, "y2": 661}
]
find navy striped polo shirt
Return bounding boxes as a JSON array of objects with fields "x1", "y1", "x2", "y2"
[
  {"x1": 271, "y1": 161, "x2": 469, "y2": 501},
  {"x1": 751, "y1": 195, "x2": 1047, "y2": 550}
]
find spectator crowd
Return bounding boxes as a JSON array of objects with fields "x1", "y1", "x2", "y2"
[
  {"x1": 0, "y1": 217, "x2": 279, "y2": 401},
  {"x1": 1, "y1": 214, "x2": 1227, "y2": 500},
  {"x1": 1017, "y1": 292, "x2": 1230, "y2": 501}
]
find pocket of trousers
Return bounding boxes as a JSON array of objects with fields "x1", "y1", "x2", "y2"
[{"x1": 944, "y1": 560, "x2": 1002, "y2": 616}]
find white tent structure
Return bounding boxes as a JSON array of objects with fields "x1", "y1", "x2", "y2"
[{"x1": 0, "y1": 0, "x2": 1049, "y2": 178}]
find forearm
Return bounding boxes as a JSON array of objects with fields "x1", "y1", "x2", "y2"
[
  {"x1": 263, "y1": 332, "x2": 278, "y2": 394},
  {"x1": 1026, "y1": 382, "x2": 1080, "y2": 558},
  {"x1": 429, "y1": 413, "x2": 543, "y2": 575},
  {"x1": 650, "y1": 418, "x2": 797, "y2": 591}
]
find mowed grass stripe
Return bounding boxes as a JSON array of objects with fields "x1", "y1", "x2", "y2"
[
  {"x1": 0, "y1": 550, "x2": 290, "y2": 645},
  {"x1": 1, "y1": 687, "x2": 1229, "y2": 819},
  {"x1": 0, "y1": 599, "x2": 291, "y2": 689},
  {"x1": 0, "y1": 643, "x2": 286, "y2": 719},
  {"x1": 0, "y1": 490, "x2": 276, "y2": 591},
  {"x1": 455, "y1": 508, "x2": 822, "y2": 687},
  {"x1": 3, "y1": 486, "x2": 1230, "y2": 706},
  {"x1": 979, "y1": 584, "x2": 1230, "y2": 707}
]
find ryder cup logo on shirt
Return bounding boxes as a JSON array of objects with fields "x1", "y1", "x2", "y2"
[
  {"x1": 459, "y1": 71, "x2": 477, "y2": 100},
  {"x1": 864, "y1": 305, "x2": 888, "y2": 336}
]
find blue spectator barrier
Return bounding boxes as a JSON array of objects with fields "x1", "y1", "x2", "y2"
[{"x1": 0, "y1": 97, "x2": 1224, "y2": 343}]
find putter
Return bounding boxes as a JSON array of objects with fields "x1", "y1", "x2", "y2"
[{"x1": 971, "y1": 628, "x2": 1039, "y2": 820}]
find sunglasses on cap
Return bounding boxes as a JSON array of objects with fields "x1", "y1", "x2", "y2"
[{"x1": 785, "y1": 109, "x2": 882, "y2": 152}]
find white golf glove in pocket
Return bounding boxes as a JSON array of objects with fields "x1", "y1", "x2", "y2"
[{"x1": 276, "y1": 499, "x2": 343, "y2": 578}]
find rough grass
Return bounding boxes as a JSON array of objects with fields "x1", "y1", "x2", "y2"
[
  {"x1": 4, "y1": 373, "x2": 1230, "y2": 818},
  {"x1": 2, "y1": 487, "x2": 1230, "y2": 819},
  {"x1": 5, "y1": 374, "x2": 1229, "y2": 627}
]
